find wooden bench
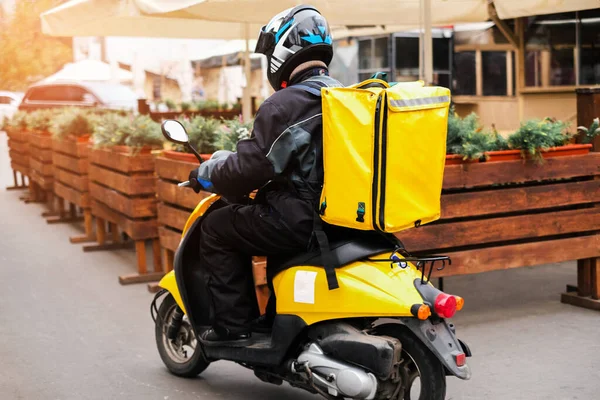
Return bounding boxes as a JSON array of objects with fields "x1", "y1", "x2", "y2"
[{"x1": 397, "y1": 153, "x2": 600, "y2": 310}]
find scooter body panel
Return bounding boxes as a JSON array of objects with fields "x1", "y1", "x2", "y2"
[
  {"x1": 272, "y1": 260, "x2": 426, "y2": 325},
  {"x1": 159, "y1": 271, "x2": 186, "y2": 313}
]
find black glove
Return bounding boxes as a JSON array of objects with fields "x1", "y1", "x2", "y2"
[{"x1": 188, "y1": 168, "x2": 214, "y2": 194}]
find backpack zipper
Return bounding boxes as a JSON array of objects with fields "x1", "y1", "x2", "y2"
[
  {"x1": 371, "y1": 94, "x2": 383, "y2": 230},
  {"x1": 378, "y1": 94, "x2": 388, "y2": 231}
]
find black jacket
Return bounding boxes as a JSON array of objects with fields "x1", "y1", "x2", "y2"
[{"x1": 210, "y1": 68, "x2": 341, "y2": 234}]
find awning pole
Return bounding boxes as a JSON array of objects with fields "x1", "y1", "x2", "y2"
[
  {"x1": 423, "y1": 0, "x2": 433, "y2": 85},
  {"x1": 242, "y1": 22, "x2": 252, "y2": 122}
]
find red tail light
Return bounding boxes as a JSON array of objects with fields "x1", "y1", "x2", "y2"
[
  {"x1": 455, "y1": 352, "x2": 466, "y2": 367},
  {"x1": 434, "y1": 293, "x2": 457, "y2": 318}
]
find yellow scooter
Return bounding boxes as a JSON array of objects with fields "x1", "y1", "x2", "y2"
[{"x1": 151, "y1": 120, "x2": 471, "y2": 400}]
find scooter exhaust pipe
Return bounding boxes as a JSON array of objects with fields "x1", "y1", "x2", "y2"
[{"x1": 292, "y1": 343, "x2": 378, "y2": 400}]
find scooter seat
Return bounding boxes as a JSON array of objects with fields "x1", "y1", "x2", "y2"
[{"x1": 268, "y1": 232, "x2": 394, "y2": 278}]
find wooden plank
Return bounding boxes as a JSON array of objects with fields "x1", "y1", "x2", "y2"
[
  {"x1": 400, "y1": 207, "x2": 600, "y2": 252},
  {"x1": 577, "y1": 259, "x2": 592, "y2": 297},
  {"x1": 89, "y1": 182, "x2": 156, "y2": 218},
  {"x1": 52, "y1": 152, "x2": 88, "y2": 174},
  {"x1": 8, "y1": 139, "x2": 29, "y2": 154},
  {"x1": 436, "y1": 235, "x2": 600, "y2": 277},
  {"x1": 30, "y1": 170, "x2": 53, "y2": 190},
  {"x1": 8, "y1": 150, "x2": 29, "y2": 167},
  {"x1": 54, "y1": 181, "x2": 90, "y2": 208},
  {"x1": 158, "y1": 226, "x2": 182, "y2": 252},
  {"x1": 54, "y1": 168, "x2": 88, "y2": 192},
  {"x1": 29, "y1": 158, "x2": 54, "y2": 176},
  {"x1": 10, "y1": 162, "x2": 29, "y2": 176},
  {"x1": 28, "y1": 147, "x2": 53, "y2": 163},
  {"x1": 561, "y1": 292, "x2": 600, "y2": 311},
  {"x1": 441, "y1": 180, "x2": 600, "y2": 220},
  {"x1": 6, "y1": 129, "x2": 29, "y2": 142},
  {"x1": 90, "y1": 147, "x2": 155, "y2": 173},
  {"x1": 252, "y1": 256, "x2": 267, "y2": 286},
  {"x1": 91, "y1": 200, "x2": 157, "y2": 240},
  {"x1": 156, "y1": 179, "x2": 207, "y2": 210},
  {"x1": 443, "y1": 153, "x2": 600, "y2": 190},
  {"x1": 52, "y1": 139, "x2": 89, "y2": 158},
  {"x1": 28, "y1": 132, "x2": 52, "y2": 149},
  {"x1": 157, "y1": 203, "x2": 189, "y2": 231},
  {"x1": 591, "y1": 258, "x2": 600, "y2": 300},
  {"x1": 88, "y1": 165, "x2": 155, "y2": 196},
  {"x1": 155, "y1": 157, "x2": 197, "y2": 182}
]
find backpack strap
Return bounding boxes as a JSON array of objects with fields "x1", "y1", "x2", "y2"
[
  {"x1": 311, "y1": 213, "x2": 339, "y2": 290},
  {"x1": 292, "y1": 75, "x2": 342, "y2": 97}
]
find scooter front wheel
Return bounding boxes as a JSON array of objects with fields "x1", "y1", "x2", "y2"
[{"x1": 155, "y1": 294, "x2": 210, "y2": 377}]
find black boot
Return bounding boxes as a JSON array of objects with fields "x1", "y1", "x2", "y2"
[{"x1": 200, "y1": 327, "x2": 251, "y2": 347}]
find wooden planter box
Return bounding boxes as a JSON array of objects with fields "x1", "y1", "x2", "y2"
[
  {"x1": 5, "y1": 128, "x2": 30, "y2": 191},
  {"x1": 155, "y1": 152, "x2": 269, "y2": 313},
  {"x1": 397, "y1": 153, "x2": 600, "y2": 310},
  {"x1": 50, "y1": 137, "x2": 94, "y2": 240},
  {"x1": 26, "y1": 131, "x2": 57, "y2": 210},
  {"x1": 87, "y1": 146, "x2": 162, "y2": 284}
]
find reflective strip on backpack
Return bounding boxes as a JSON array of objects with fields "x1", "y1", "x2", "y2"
[{"x1": 389, "y1": 95, "x2": 450, "y2": 108}]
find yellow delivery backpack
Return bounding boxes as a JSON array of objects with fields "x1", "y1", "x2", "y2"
[{"x1": 299, "y1": 76, "x2": 450, "y2": 233}]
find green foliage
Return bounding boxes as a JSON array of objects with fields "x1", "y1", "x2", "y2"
[
  {"x1": 4, "y1": 111, "x2": 28, "y2": 131},
  {"x1": 0, "y1": 0, "x2": 73, "y2": 91},
  {"x1": 446, "y1": 109, "x2": 506, "y2": 160},
  {"x1": 508, "y1": 118, "x2": 572, "y2": 163},
  {"x1": 577, "y1": 117, "x2": 600, "y2": 144},
  {"x1": 25, "y1": 109, "x2": 57, "y2": 132},
  {"x1": 193, "y1": 100, "x2": 221, "y2": 111},
  {"x1": 49, "y1": 108, "x2": 96, "y2": 139},
  {"x1": 174, "y1": 116, "x2": 220, "y2": 154},
  {"x1": 164, "y1": 99, "x2": 177, "y2": 111},
  {"x1": 92, "y1": 113, "x2": 163, "y2": 149},
  {"x1": 180, "y1": 102, "x2": 192, "y2": 112},
  {"x1": 217, "y1": 118, "x2": 253, "y2": 151}
]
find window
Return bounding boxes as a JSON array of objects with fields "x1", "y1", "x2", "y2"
[
  {"x1": 358, "y1": 37, "x2": 390, "y2": 79},
  {"x1": 482, "y1": 52, "x2": 507, "y2": 96},
  {"x1": 525, "y1": 12, "x2": 576, "y2": 87},
  {"x1": 453, "y1": 52, "x2": 476, "y2": 95},
  {"x1": 580, "y1": 9, "x2": 600, "y2": 85},
  {"x1": 26, "y1": 85, "x2": 93, "y2": 102},
  {"x1": 395, "y1": 37, "x2": 419, "y2": 81}
]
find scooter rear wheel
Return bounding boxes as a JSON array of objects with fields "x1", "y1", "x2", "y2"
[
  {"x1": 377, "y1": 327, "x2": 446, "y2": 400},
  {"x1": 155, "y1": 294, "x2": 210, "y2": 377}
]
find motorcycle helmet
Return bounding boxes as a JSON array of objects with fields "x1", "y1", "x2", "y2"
[{"x1": 255, "y1": 5, "x2": 333, "y2": 91}]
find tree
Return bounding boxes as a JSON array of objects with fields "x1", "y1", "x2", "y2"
[{"x1": 0, "y1": 0, "x2": 72, "y2": 91}]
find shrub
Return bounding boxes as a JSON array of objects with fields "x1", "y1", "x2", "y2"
[
  {"x1": 508, "y1": 118, "x2": 573, "y2": 163},
  {"x1": 173, "y1": 116, "x2": 219, "y2": 154},
  {"x1": 218, "y1": 118, "x2": 253, "y2": 151},
  {"x1": 92, "y1": 113, "x2": 163, "y2": 149},
  {"x1": 50, "y1": 108, "x2": 96, "y2": 140}
]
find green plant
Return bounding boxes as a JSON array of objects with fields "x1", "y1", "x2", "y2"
[
  {"x1": 218, "y1": 118, "x2": 253, "y2": 151},
  {"x1": 50, "y1": 108, "x2": 96, "y2": 140},
  {"x1": 194, "y1": 100, "x2": 220, "y2": 112},
  {"x1": 174, "y1": 116, "x2": 219, "y2": 154},
  {"x1": 181, "y1": 102, "x2": 192, "y2": 112},
  {"x1": 446, "y1": 109, "x2": 502, "y2": 160},
  {"x1": 578, "y1": 117, "x2": 600, "y2": 144},
  {"x1": 92, "y1": 113, "x2": 163, "y2": 149},
  {"x1": 164, "y1": 99, "x2": 177, "y2": 111},
  {"x1": 507, "y1": 118, "x2": 573, "y2": 163},
  {"x1": 4, "y1": 111, "x2": 28, "y2": 131},
  {"x1": 25, "y1": 109, "x2": 57, "y2": 132}
]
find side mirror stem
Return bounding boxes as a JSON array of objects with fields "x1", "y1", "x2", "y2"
[{"x1": 186, "y1": 142, "x2": 203, "y2": 164}]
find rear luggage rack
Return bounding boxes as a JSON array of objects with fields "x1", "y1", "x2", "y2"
[{"x1": 368, "y1": 248, "x2": 451, "y2": 284}]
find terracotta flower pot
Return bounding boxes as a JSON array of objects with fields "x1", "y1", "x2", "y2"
[
  {"x1": 484, "y1": 149, "x2": 522, "y2": 162},
  {"x1": 445, "y1": 154, "x2": 479, "y2": 165},
  {"x1": 542, "y1": 144, "x2": 592, "y2": 158},
  {"x1": 163, "y1": 150, "x2": 211, "y2": 162}
]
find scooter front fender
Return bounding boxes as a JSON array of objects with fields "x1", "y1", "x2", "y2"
[{"x1": 159, "y1": 271, "x2": 186, "y2": 314}]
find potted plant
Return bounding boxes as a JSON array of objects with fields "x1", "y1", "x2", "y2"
[
  {"x1": 507, "y1": 118, "x2": 590, "y2": 164},
  {"x1": 578, "y1": 117, "x2": 600, "y2": 144},
  {"x1": 27, "y1": 110, "x2": 59, "y2": 195},
  {"x1": 87, "y1": 112, "x2": 164, "y2": 283},
  {"x1": 217, "y1": 117, "x2": 252, "y2": 151},
  {"x1": 163, "y1": 115, "x2": 219, "y2": 162},
  {"x1": 4, "y1": 111, "x2": 31, "y2": 190},
  {"x1": 49, "y1": 108, "x2": 96, "y2": 232}
]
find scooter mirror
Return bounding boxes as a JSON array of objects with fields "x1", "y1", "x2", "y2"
[{"x1": 161, "y1": 120, "x2": 189, "y2": 144}]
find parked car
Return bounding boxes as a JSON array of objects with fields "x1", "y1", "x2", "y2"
[
  {"x1": 18, "y1": 80, "x2": 138, "y2": 112},
  {"x1": 0, "y1": 91, "x2": 24, "y2": 121}
]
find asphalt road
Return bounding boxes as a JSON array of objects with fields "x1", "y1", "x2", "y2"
[{"x1": 1, "y1": 133, "x2": 599, "y2": 400}]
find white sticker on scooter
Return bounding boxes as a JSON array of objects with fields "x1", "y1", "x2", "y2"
[{"x1": 294, "y1": 271, "x2": 317, "y2": 304}]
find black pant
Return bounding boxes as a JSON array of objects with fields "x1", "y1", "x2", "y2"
[{"x1": 199, "y1": 203, "x2": 312, "y2": 334}]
